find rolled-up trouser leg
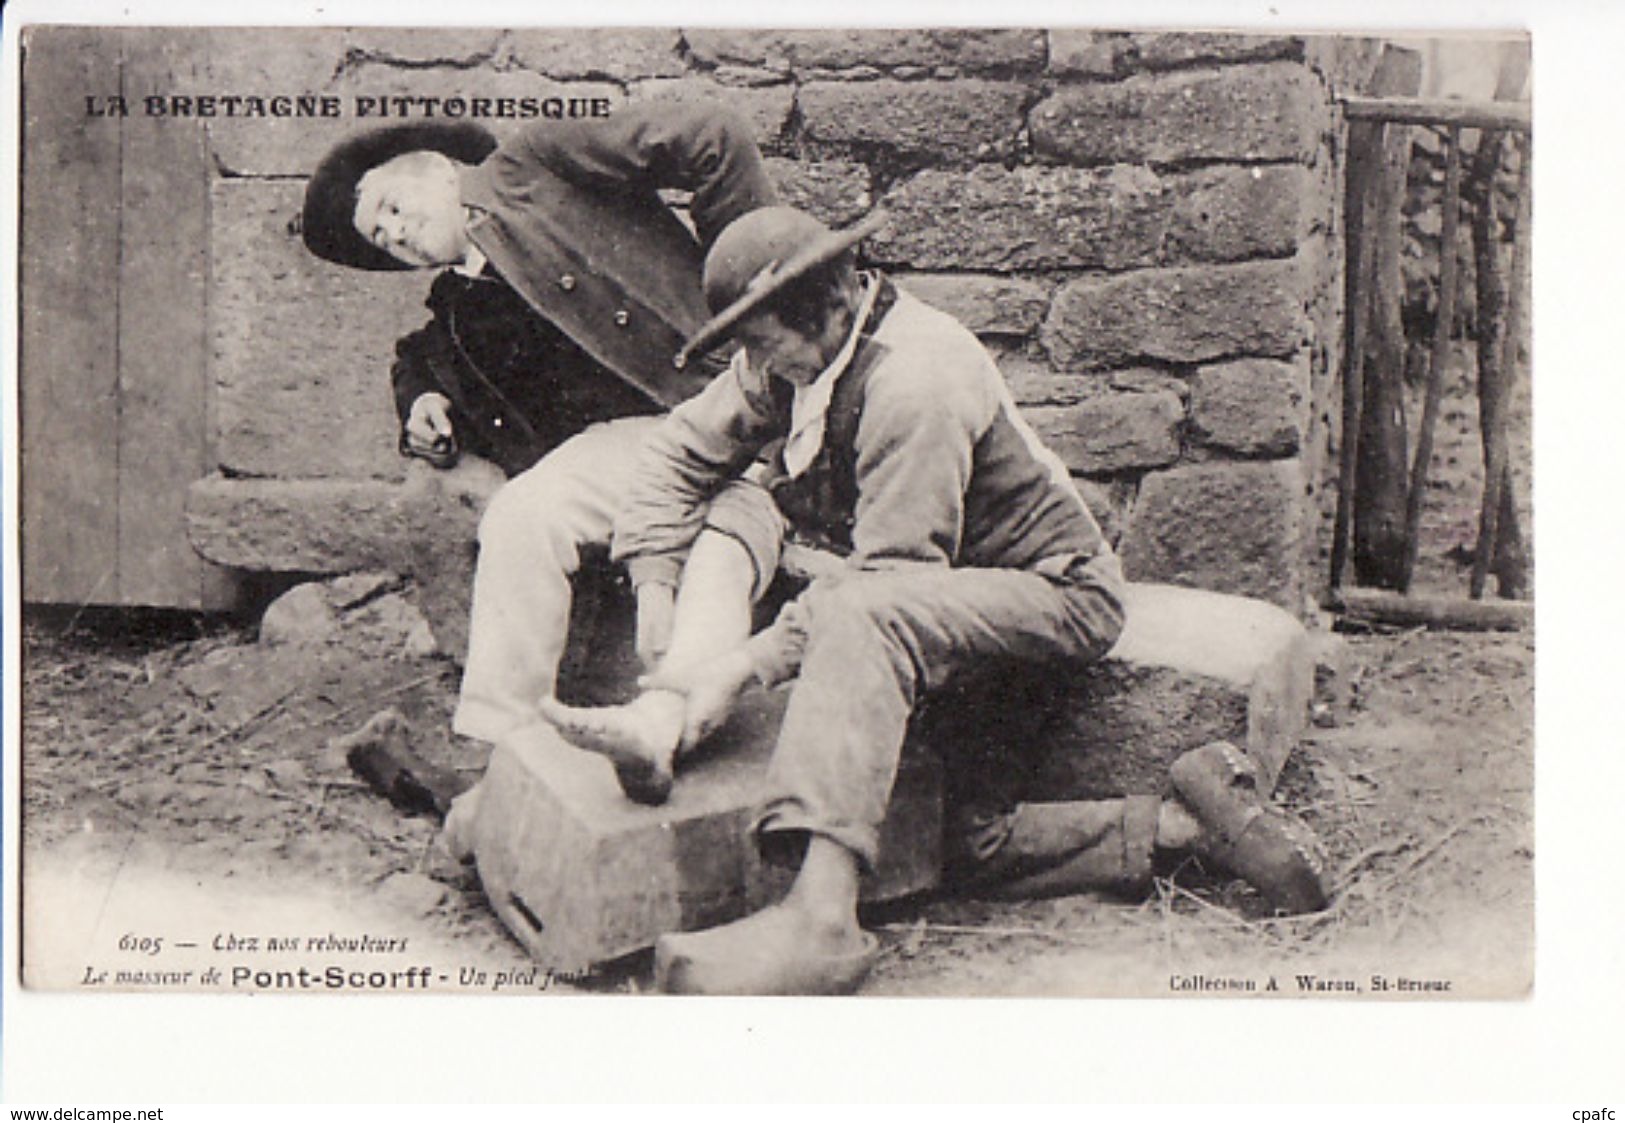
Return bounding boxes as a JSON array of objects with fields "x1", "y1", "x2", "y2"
[
  {"x1": 952, "y1": 796, "x2": 1161, "y2": 900},
  {"x1": 453, "y1": 418, "x2": 785, "y2": 744},
  {"x1": 753, "y1": 564, "x2": 1125, "y2": 872}
]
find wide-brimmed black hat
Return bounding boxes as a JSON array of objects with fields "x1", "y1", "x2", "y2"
[
  {"x1": 301, "y1": 121, "x2": 498, "y2": 270},
  {"x1": 674, "y1": 206, "x2": 887, "y2": 369}
]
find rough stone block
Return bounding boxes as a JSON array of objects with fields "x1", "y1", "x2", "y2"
[
  {"x1": 1042, "y1": 258, "x2": 1309, "y2": 370},
  {"x1": 1164, "y1": 165, "x2": 1313, "y2": 264},
  {"x1": 1072, "y1": 478, "x2": 1133, "y2": 550},
  {"x1": 873, "y1": 165, "x2": 1165, "y2": 271},
  {"x1": 1120, "y1": 460, "x2": 1309, "y2": 611},
  {"x1": 798, "y1": 79, "x2": 1028, "y2": 162},
  {"x1": 470, "y1": 696, "x2": 944, "y2": 970},
  {"x1": 1028, "y1": 583, "x2": 1310, "y2": 799},
  {"x1": 628, "y1": 78, "x2": 794, "y2": 149},
  {"x1": 1029, "y1": 61, "x2": 1325, "y2": 167},
  {"x1": 186, "y1": 461, "x2": 503, "y2": 655},
  {"x1": 1304, "y1": 36, "x2": 1385, "y2": 96},
  {"x1": 185, "y1": 468, "x2": 491, "y2": 572},
  {"x1": 895, "y1": 273, "x2": 1050, "y2": 336},
  {"x1": 765, "y1": 157, "x2": 872, "y2": 227},
  {"x1": 999, "y1": 353, "x2": 1096, "y2": 407},
  {"x1": 712, "y1": 65, "x2": 793, "y2": 88},
  {"x1": 1047, "y1": 31, "x2": 1129, "y2": 77},
  {"x1": 199, "y1": 26, "x2": 346, "y2": 96},
  {"x1": 196, "y1": 28, "x2": 348, "y2": 178},
  {"x1": 1025, "y1": 391, "x2": 1184, "y2": 474},
  {"x1": 505, "y1": 28, "x2": 686, "y2": 79},
  {"x1": 344, "y1": 28, "x2": 505, "y2": 65},
  {"x1": 1130, "y1": 33, "x2": 1305, "y2": 69},
  {"x1": 1190, "y1": 356, "x2": 1311, "y2": 456},
  {"x1": 210, "y1": 179, "x2": 424, "y2": 480},
  {"x1": 682, "y1": 28, "x2": 1045, "y2": 74},
  {"x1": 874, "y1": 164, "x2": 1311, "y2": 271},
  {"x1": 1049, "y1": 32, "x2": 1303, "y2": 79}
]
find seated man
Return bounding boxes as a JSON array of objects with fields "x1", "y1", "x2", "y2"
[
  {"x1": 543, "y1": 207, "x2": 1330, "y2": 995},
  {"x1": 299, "y1": 104, "x2": 786, "y2": 810}
]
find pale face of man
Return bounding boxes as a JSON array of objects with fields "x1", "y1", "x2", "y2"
[
  {"x1": 736, "y1": 312, "x2": 828, "y2": 387},
  {"x1": 353, "y1": 151, "x2": 470, "y2": 268}
]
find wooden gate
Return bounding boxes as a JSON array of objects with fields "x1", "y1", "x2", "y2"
[
  {"x1": 1328, "y1": 85, "x2": 1532, "y2": 620},
  {"x1": 18, "y1": 27, "x2": 237, "y2": 610}
]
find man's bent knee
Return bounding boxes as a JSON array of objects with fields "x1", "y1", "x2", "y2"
[{"x1": 701, "y1": 480, "x2": 784, "y2": 602}]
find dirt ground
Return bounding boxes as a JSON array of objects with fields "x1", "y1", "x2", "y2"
[
  {"x1": 17, "y1": 337, "x2": 1534, "y2": 998},
  {"x1": 16, "y1": 594, "x2": 1534, "y2": 997}
]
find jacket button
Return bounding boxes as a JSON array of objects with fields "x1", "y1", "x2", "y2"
[
  {"x1": 493, "y1": 417, "x2": 504, "y2": 428},
  {"x1": 558, "y1": 274, "x2": 576, "y2": 291},
  {"x1": 614, "y1": 310, "x2": 630, "y2": 327}
]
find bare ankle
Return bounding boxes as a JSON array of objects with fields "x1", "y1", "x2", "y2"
[
  {"x1": 1156, "y1": 799, "x2": 1203, "y2": 850},
  {"x1": 632, "y1": 691, "x2": 685, "y2": 760},
  {"x1": 783, "y1": 838, "x2": 864, "y2": 938}
]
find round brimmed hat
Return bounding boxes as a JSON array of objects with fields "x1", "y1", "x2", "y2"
[
  {"x1": 301, "y1": 121, "x2": 498, "y2": 270},
  {"x1": 674, "y1": 206, "x2": 887, "y2": 369}
]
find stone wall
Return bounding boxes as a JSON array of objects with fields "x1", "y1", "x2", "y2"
[{"x1": 189, "y1": 28, "x2": 1381, "y2": 615}]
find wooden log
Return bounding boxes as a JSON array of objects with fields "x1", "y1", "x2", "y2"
[
  {"x1": 1341, "y1": 96, "x2": 1530, "y2": 132},
  {"x1": 1329, "y1": 588, "x2": 1531, "y2": 632},
  {"x1": 1329, "y1": 101, "x2": 1386, "y2": 589},
  {"x1": 1351, "y1": 45, "x2": 1422, "y2": 591},
  {"x1": 1493, "y1": 136, "x2": 1533, "y2": 600},
  {"x1": 1475, "y1": 136, "x2": 1534, "y2": 601},
  {"x1": 1400, "y1": 126, "x2": 1463, "y2": 592},
  {"x1": 1465, "y1": 44, "x2": 1533, "y2": 601},
  {"x1": 1329, "y1": 134, "x2": 1373, "y2": 592}
]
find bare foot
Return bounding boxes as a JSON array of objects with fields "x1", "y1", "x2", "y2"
[
  {"x1": 538, "y1": 693, "x2": 684, "y2": 805},
  {"x1": 654, "y1": 903, "x2": 877, "y2": 996}
]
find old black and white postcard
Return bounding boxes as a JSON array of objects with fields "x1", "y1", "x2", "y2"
[{"x1": 3, "y1": 8, "x2": 1611, "y2": 1107}]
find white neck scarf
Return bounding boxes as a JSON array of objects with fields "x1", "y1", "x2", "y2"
[{"x1": 781, "y1": 273, "x2": 879, "y2": 479}]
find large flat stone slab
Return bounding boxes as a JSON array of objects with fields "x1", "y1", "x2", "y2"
[
  {"x1": 1055, "y1": 582, "x2": 1312, "y2": 795},
  {"x1": 928, "y1": 582, "x2": 1310, "y2": 806},
  {"x1": 186, "y1": 461, "x2": 505, "y2": 657}
]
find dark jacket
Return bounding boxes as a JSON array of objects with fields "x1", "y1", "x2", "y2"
[{"x1": 390, "y1": 102, "x2": 778, "y2": 477}]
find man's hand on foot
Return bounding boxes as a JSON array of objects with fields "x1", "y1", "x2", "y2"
[
  {"x1": 638, "y1": 647, "x2": 757, "y2": 751},
  {"x1": 538, "y1": 694, "x2": 683, "y2": 805}
]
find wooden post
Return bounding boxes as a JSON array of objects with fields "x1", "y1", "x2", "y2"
[
  {"x1": 1466, "y1": 43, "x2": 1532, "y2": 601},
  {"x1": 1471, "y1": 135, "x2": 1531, "y2": 600},
  {"x1": 1400, "y1": 126, "x2": 1463, "y2": 592},
  {"x1": 1351, "y1": 45, "x2": 1423, "y2": 590},
  {"x1": 1329, "y1": 132, "x2": 1374, "y2": 591}
]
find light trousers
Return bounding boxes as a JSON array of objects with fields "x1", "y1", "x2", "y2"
[{"x1": 454, "y1": 416, "x2": 781, "y2": 743}]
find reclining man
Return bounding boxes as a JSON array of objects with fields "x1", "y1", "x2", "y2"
[
  {"x1": 300, "y1": 103, "x2": 786, "y2": 811},
  {"x1": 543, "y1": 207, "x2": 1331, "y2": 995}
]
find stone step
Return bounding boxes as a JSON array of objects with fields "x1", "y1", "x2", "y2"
[{"x1": 468, "y1": 580, "x2": 1310, "y2": 970}]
